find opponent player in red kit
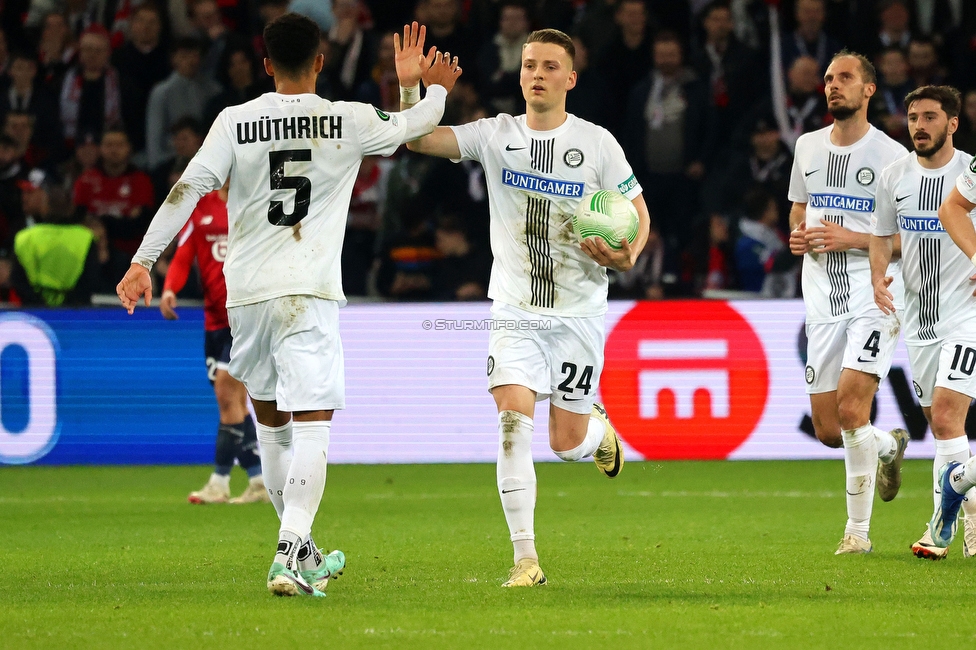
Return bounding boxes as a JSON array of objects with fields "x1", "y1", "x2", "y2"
[{"x1": 161, "y1": 183, "x2": 268, "y2": 504}]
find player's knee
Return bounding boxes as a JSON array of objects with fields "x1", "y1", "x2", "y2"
[
  {"x1": 929, "y1": 410, "x2": 961, "y2": 440},
  {"x1": 836, "y1": 397, "x2": 868, "y2": 432},
  {"x1": 814, "y1": 427, "x2": 843, "y2": 448}
]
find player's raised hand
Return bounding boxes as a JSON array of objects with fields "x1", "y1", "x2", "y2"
[
  {"x1": 873, "y1": 275, "x2": 896, "y2": 314},
  {"x1": 806, "y1": 218, "x2": 860, "y2": 252},
  {"x1": 117, "y1": 263, "x2": 152, "y2": 315},
  {"x1": 394, "y1": 22, "x2": 435, "y2": 89},
  {"x1": 423, "y1": 51, "x2": 462, "y2": 92},
  {"x1": 160, "y1": 289, "x2": 179, "y2": 320},
  {"x1": 789, "y1": 221, "x2": 809, "y2": 256},
  {"x1": 581, "y1": 236, "x2": 636, "y2": 272}
]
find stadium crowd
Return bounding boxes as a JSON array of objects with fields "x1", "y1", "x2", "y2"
[{"x1": 1, "y1": 0, "x2": 975, "y2": 306}]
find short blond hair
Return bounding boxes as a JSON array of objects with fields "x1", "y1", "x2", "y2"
[{"x1": 524, "y1": 29, "x2": 575, "y2": 66}]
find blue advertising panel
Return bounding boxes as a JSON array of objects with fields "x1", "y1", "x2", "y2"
[{"x1": 1, "y1": 309, "x2": 216, "y2": 465}]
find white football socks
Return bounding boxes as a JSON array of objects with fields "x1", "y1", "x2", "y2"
[
  {"x1": 934, "y1": 437, "x2": 971, "y2": 508},
  {"x1": 497, "y1": 410, "x2": 537, "y2": 564},
  {"x1": 842, "y1": 424, "x2": 877, "y2": 541},
  {"x1": 279, "y1": 421, "x2": 331, "y2": 541},
  {"x1": 256, "y1": 420, "x2": 293, "y2": 518},
  {"x1": 874, "y1": 428, "x2": 898, "y2": 464},
  {"x1": 552, "y1": 415, "x2": 604, "y2": 462},
  {"x1": 948, "y1": 456, "x2": 976, "y2": 496}
]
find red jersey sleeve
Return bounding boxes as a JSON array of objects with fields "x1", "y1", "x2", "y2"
[
  {"x1": 163, "y1": 222, "x2": 195, "y2": 294},
  {"x1": 132, "y1": 171, "x2": 155, "y2": 209}
]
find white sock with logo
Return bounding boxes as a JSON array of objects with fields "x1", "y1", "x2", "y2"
[
  {"x1": 256, "y1": 421, "x2": 293, "y2": 519},
  {"x1": 497, "y1": 410, "x2": 537, "y2": 563},
  {"x1": 948, "y1": 456, "x2": 976, "y2": 496},
  {"x1": 552, "y1": 416, "x2": 604, "y2": 462},
  {"x1": 842, "y1": 424, "x2": 877, "y2": 541},
  {"x1": 934, "y1": 437, "x2": 971, "y2": 508},
  {"x1": 874, "y1": 427, "x2": 898, "y2": 463},
  {"x1": 279, "y1": 421, "x2": 330, "y2": 542}
]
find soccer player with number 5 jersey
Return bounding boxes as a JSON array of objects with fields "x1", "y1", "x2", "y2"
[{"x1": 117, "y1": 14, "x2": 461, "y2": 597}]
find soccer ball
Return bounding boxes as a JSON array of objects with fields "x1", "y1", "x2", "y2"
[{"x1": 572, "y1": 190, "x2": 639, "y2": 250}]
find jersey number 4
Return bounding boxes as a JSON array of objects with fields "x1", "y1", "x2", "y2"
[{"x1": 268, "y1": 149, "x2": 311, "y2": 226}]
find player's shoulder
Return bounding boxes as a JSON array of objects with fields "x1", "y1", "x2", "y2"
[
  {"x1": 952, "y1": 148, "x2": 974, "y2": 169},
  {"x1": 794, "y1": 126, "x2": 830, "y2": 152},
  {"x1": 880, "y1": 150, "x2": 914, "y2": 179},
  {"x1": 219, "y1": 93, "x2": 331, "y2": 119},
  {"x1": 867, "y1": 126, "x2": 909, "y2": 158},
  {"x1": 567, "y1": 114, "x2": 614, "y2": 143}
]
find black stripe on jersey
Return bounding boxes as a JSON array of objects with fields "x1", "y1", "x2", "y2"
[
  {"x1": 530, "y1": 138, "x2": 554, "y2": 174},
  {"x1": 526, "y1": 195, "x2": 554, "y2": 308},
  {"x1": 917, "y1": 237, "x2": 941, "y2": 341},
  {"x1": 918, "y1": 176, "x2": 945, "y2": 212},
  {"x1": 822, "y1": 214, "x2": 850, "y2": 316},
  {"x1": 826, "y1": 153, "x2": 851, "y2": 188}
]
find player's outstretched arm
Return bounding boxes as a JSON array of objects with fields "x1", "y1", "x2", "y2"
[
  {"x1": 869, "y1": 234, "x2": 895, "y2": 314},
  {"x1": 581, "y1": 194, "x2": 651, "y2": 272}
]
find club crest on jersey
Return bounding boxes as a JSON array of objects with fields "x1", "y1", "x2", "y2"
[
  {"x1": 487, "y1": 355, "x2": 495, "y2": 376},
  {"x1": 805, "y1": 365, "x2": 815, "y2": 384},
  {"x1": 913, "y1": 381, "x2": 923, "y2": 398},
  {"x1": 563, "y1": 148, "x2": 583, "y2": 168},
  {"x1": 970, "y1": 156, "x2": 976, "y2": 173},
  {"x1": 856, "y1": 167, "x2": 875, "y2": 185}
]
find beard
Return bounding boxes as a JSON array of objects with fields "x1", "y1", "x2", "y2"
[
  {"x1": 828, "y1": 98, "x2": 862, "y2": 121},
  {"x1": 914, "y1": 127, "x2": 949, "y2": 158}
]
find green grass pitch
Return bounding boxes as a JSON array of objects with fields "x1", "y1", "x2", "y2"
[{"x1": 2, "y1": 460, "x2": 975, "y2": 648}]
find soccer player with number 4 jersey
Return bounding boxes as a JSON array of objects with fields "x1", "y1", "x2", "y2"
[
  {"x1": 870, "y1": 85, "x2": 976, "y2": 560},
  {"x1": 788, "y1": 51, "x2": 910, "y2": 555},
  {"x1": 400, "y1": 27, "x2": 651, "y2": 587},
  {"x1": 117, "y1": 14, "x2": 461, "y2": 597}
]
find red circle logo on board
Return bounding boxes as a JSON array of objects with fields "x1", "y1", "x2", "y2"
[{"x1": 602, "y1": 301, "x2": 769, "y2": 460}]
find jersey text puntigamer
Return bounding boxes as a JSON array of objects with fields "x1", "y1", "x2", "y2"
[
  {"x1": 788, "y1": 125, "x2": 907, "y2": 323},
  {"x1": 451, "y1": 113, "x2": 641, "y2": 318}
]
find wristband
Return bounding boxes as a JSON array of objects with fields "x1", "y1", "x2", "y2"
[{"x1": 400, "y1": 84, "x2": 421, "y2": 104}]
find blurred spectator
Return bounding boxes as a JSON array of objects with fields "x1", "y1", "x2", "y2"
[
  {"x1": 476, "y1": 1, "x2": 529, "y2": 117},
  {"x1": 113, "y1": 2, "x2": 171, "y2": 157},
  {"x1": 611, "y1": 218, "x2": 674, "y2": 300},
  {"x1": 764, "y1": 55, "x2": 828, "y2": 150},
  {"x1": 565, "y1": 36, "x2": 611, "y2": 128},
  {"x1": 0, "y1": 53, "x2": 63, "y2": 161},
  {"x1": 315, "y1": 35, "x2": 337, "y2": 98},
  {"x1": 290, "y1": 0, "x2": 335, "y2": 31},
  {"x1": 907, "y1": 38, "x2": 946, "y2": 87},
  {"x1": 432, "y1": 214, "x2": 490, "y2": 301},
  {"x1": 954, "y1": 89, "x2": 976, "y2": 155},
  {"x1": 0, "y1": 255, "x2": 18, "y2": 304},
  {"x1": 781, "y1": 0, "x2": 841, "y2": 73},
  {"x1": 574, "y1": 0, "x2": 619, "y2": 64},
  {"x1": 420, "y1": 0, "x2": 476, "y2": 85},
  {"x1": 690, "y1": 0, "x2": 761, "y2": 163},
  {"x1": 205, "y1": 42, "x2": 265, "y2": 127},
  {"x1": 378, "y1": 148, "x2": 440, "y2": 254},
  {"x1": 377, "y1": 201, "x2": 438, "y2": 300},
  {"x1": 11, "y1": 186, "x2": 109, "y2": 306},
  {"x1": 145, "y1": 37, "x2": 220, "y2": 169},
  {"x1": 151, "y1": 117, "x2": 204, "y2": 207},
  {"x1": 865, "y1": 0, "x2": 912, "y2": 58},
  {"x1": 704, "y1": 115, "x2": 793, "y2": 224},
  {"x1": 734, "y1": 186, "x2": 795, "y2": 296},
  {"x1": 342, "y1": 155, "x2": 385, "y2": 296},
  {"x1": 0, "y1": 25, "x2": 10, "y2": 76},
  {"x1": 327, "y1": 0, "x2": 378, "y2": 100},
  {"x1": 59, "y1": 25, "x2": 121, "y2": 145},
  {"x1": 0, "y1": 134, "x2": 27, "y2": 256},
  {"x1": 37, "y1": 12, "x2": 76, "y2": 91},
  {"x1": 57, "y1": 129, "x2": 99, "y2": 196},
  {"x1": 190, "y1": 0, "x2": 231, "y2": 85},
  {"x1": 598, "y1": 0, "x2": 653, "y2": 136},
  {"x1": 681, "y1": 212, "x2": 734, "y2": 294},
  {"x1": 72, "y1": 128, "x2": 154, "y2": 276},
  {"x1": 624, "y1": 31, "x2": 710, "y2": 244},
  {"x1": 4, "y1": 111, "x2": 56, "y2": 172},
  {"x1": 363, "y1": 0, "x2": 412, "y2": 33},
  {"x1": 354, "y1": 31, "x2": 398, "y2": 113},
  {"x1": 872, "y1": 46, "x2": 914, "y2": 145},
  {"x1": 913, "y1": 0, "x2": 965, "y2": 40},
  {"x1": 536, "y1": 0, "x2": 581, "y2": 36}
]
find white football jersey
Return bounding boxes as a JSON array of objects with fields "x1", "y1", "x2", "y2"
[
  {"x1": 789, "y1": 125, "x2": 907, "y2": 323},
  {"x1": 192, "y1": 92, "x2": 410, "y2": 307},
  {"x1": 874, "y1": 150, "x2": 976, "y2": 344},
  {"x1": 450, "y1": 113, "x2": 642, "y2": 317},
  {"x1": 957, "y1": 152, "x2": 976, "y2": 204}
]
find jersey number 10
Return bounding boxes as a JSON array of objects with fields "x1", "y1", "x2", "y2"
[{"x1": 268, "y1": 149, "x2": 311, "y2": 227}]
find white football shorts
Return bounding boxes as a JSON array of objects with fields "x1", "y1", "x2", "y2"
[
  {"x1": 487, "y1": 301, "x2": 605, "y2": 415},
  {"x1": 805, "y1": 310, "x2": 900, "y2": 394},
  {"x1": 907, "y1": 326, "x2": 976, "y2": 407},
  {"x1": 227, "y1": 295, "x2": 345, "y2": 412}
]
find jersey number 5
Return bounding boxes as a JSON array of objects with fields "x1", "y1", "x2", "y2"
[{"x1": 268, "y1": 149, "x2": 311, "y2": 226}]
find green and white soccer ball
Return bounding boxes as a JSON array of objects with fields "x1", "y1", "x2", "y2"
[{"x1": 572, "y1": 190, "x2": 639, "y2": 250}]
